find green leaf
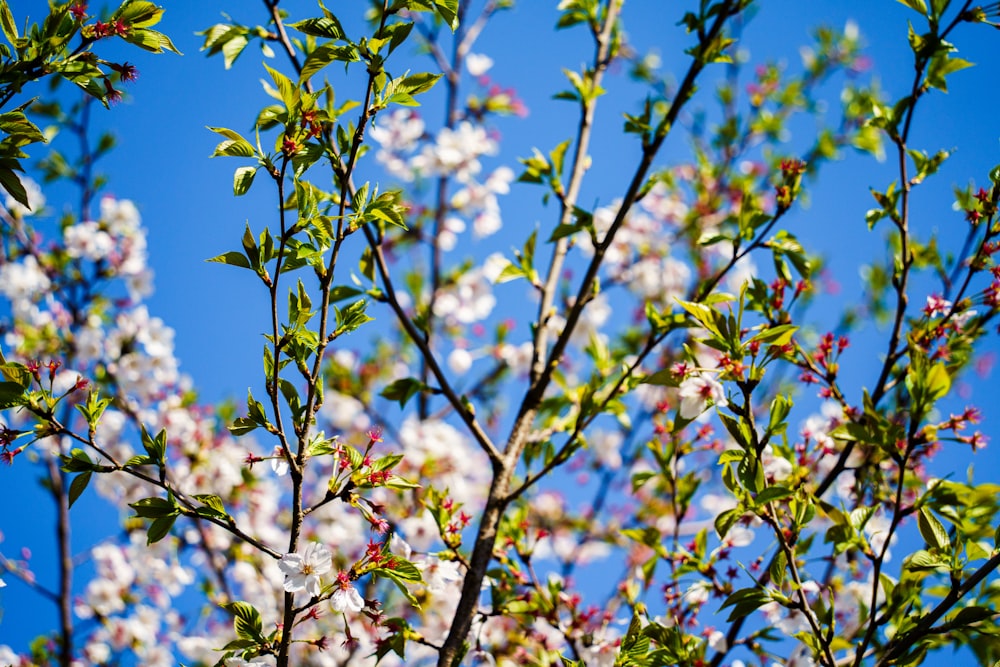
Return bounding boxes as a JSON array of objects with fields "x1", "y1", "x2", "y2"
[
  {"x1": 123, "y1": 28, "x2": 182, "y2": 54},
  {"x1": 0, "y1": 360, "x2": 31, "y2": 388},
  {"x1": 926, "y1": 55, "x2": 973, "y2": 93},
  {"x1": 140, "y1": 426, "x2": 167, "y2": 464},
  {"x1": 381, "y1": 377, "x2": 426, "y2": 408},
  {"x1": 0, "y1": 380, "x2": 27, "y2": 409},
  {"x1": 770, "y1": 549, "x2": 787, "y2": 589},
  {"x1": 397, "y1": 72, "x2": 442, "y2": 96},
  {"x1": 714, "y1": 507, "x2": 743, "y2": 539},
  {"x1": 925, "y1": 362, "x2": 950, "y2": 401},
  {"x1": 334, "y1": 299, "x2": 373, "y2": 335},
  {"x1": 221, "y1": 33, "x2": 248, "y2": 68},
  {"x1": 146, "y1": 514, "x2": 176, "y2": 544},
  {"x1": 300, "y1": 42, "x2": 360, "y2": 83},
  {"x1": 547, "y1": 223, "x2": 581, "y2": 242},
  {"x1": 264, "y1": 63, "x2": 299, "y2": 112},
  {"x1": 896, "y1": 0, "x2": 928, "y2": 14},
  {"x1": 61, "y1": 449, "x2": 96, "y2": 473},
  {"x1": 434, "y1": 0, "x2": 459, "y2": 29},
  {"x1": 755, "y1": 485, "x2": 793, "y2": 506},
  {"x1": 208, "y1": 126, "x2": 256, "y2": 158},
  {"x1": 233, "y1": 166, "x2": 257, "y2": 195},
  {"x1": 113, "y1": 1, "x2": 164, "y2": 28},
  {"x1": 67, "y1": 471, "x2": 91, "y2": 508},
  {"x1": 0, "y1": 1, "x2": 17, "y2": 45},
  {"x1": 206, "y1": 251, "x2": 252, "y2": 269},
  {"x1": 748, "y1": 324, "x2": 798, "y2": 347},
  {"x1": 228, "y1": 416, "x2": 258, "y2": 436},
  {"x1": 194, "y1": 494, "x2": 227, "y2": 517},
  {"x1": 0, "y1": 167, "x2": 29, "y2": 209},
  {"x1": 719, "y1": 586, "x2": 772, "y2": 621},
  {"x1": 950, "y1": 606, "x2": 997, "y2": 626},
  {"x1": 224, "y1": 601, "x2": 265, "y2": 642},
  {"x1": 289, "y1": 16, "x2": 346, "y2": 39},
  {"x1": 130, "y1": 496, "x2": 179, "y2": 519},
  {"x1": 907, "y1": 549, "x2": 950, "y2": 570},
  {"x1": 917, "y1": 506, "x2": 950, "y2": 551},
  {"x1": 124, "y1": 455, "x2": 154, "y2": 467}
]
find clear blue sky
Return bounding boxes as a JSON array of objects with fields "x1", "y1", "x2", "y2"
[{"x1": 2, "y1": 0, "x2": 1000, "y2": 663}]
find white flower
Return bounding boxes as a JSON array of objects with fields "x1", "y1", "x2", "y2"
[
  {"x1": 591, "y1": 429, "x2": 623, "y2": 470},
  {"x1": 65, "y1": 221, "x2": 115, "y2": 261},
  {"x1": 725, "y1": 526, "x2": 755, "y2": 548},
  {"x1": 761, "y1": 445, "x2": 793, "y2": 481},
  {"x1": 0, "y1": 255, "x2": 51, "y2": 301},
  {"x1": 270, "y1": 445, "x2": 289, "y2": 476},
  {"x1": 707, "y1": 630, "x2": 728, "y2": 652},
  {"x1": 677, "y1": 373, "x2": 726, "y2": 419},
  {"x1": 482, "y1": 252, "x2": 510, "y2": 283},
  {"x1": 412, "y1": 121, "x2": 497, "y2": 183},
  {"x1": 466, "y1": 53, "x2": 494, "y2": 76},
  {"x1": 225, "y1": 657, "x2": 274, "y2": 667},
  {"x1": 370, "y1": 109, "x2": 426, "y2": 181},
  {"x1": 330, "y1": 573, "x2": 365, "y2": 613},
  {"x1": 451, "y1": 166, "x2": 514, "y2": 238},
  {"x1": 433, "y1": 268, "x2": 496, "y2": 323},
  {"x1": 436, "y1": 215, "x2": 466, "y2": 251},
  {"x1": 417, "y1": 553, "x2": 462, "y2": 594},
  {"x1": 278, "y1": 542, "x2": 332, "y2": 597},
  {"x1": 448, "y1": 348, "x2": 473, "y2": 375},
  {"x1": 682, "y1": 581, "x2": 711, "y2": 606}
]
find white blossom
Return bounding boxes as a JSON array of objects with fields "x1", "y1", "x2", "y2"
[
  {"x1": 591, "y1": 429, "x2": 623, "y2": 469},
  {"x1": 677, "y1": 373, "x2": 727, "y2": 419},
  {"x1": 417, "y1": 554, "x2": 463, "y2": 594},
  {"x1": 331, "y1": 574, "x2": 365, "y2": 613},
  {"x1": 433, "y1": 268, "x2": 496, "y2": 324},
  {"x1": 0, "y1": 255, "x2": 51, "y2": 302},
  {"x1": 448, "y1": 347, "x2": 473, "y2": 375},
  {"x1": 466, "y1": 53, "x2": 494, "y2": 76},
  {"x1": 278, "y1": 542, "x2": 332, "y2": 597},
  {"x1": 65, "y1": 221, "x2": 115, "y2": 261},
  {"x1": 270, "y1": 445, "x2": 289, "y2": 476},
  {"x1": 412, "y1": 121, "x2": 497, "y2": 183}
]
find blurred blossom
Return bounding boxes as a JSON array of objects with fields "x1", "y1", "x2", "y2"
[
  {"x1": 0, "y1": 255, "x2": 51, "y2": 303},
  {"x1": 65, "y1": 221, "x2": 115, "y2": 261},
  {"x1": 225, "y1": 658, "x2": 275, "y2": 667},
  {"x1": 640, "y1": 181, "x2": 689, "y2": 222},
  {"x1": 465, "y1": 53, "x2": 494, "y2": 76},
  {"x1": 590, "y1": 428, "x2": 623, "y2": 469},
  {"x1": 436, "y1": 215, "x2": 466, "y2": 251},
  {"x1": 761, "y1": 444, "x2": 793, "y2": 481},
  {"x1": 321, "y1": 390, "x2": 370, "y2": 432},
  {"x1": 683, "y1": 581, "x2": 711, "y2": 606},
  {"x1": 448, "y1": 347, "x2": 473, "y2": 375},
  {"x1": 451, "y1": 166, "x2": 514, "y2": 238},
  {"x1": 481, "y1": 252, "x2": 509, "y2": 283},
  {"x1": 412, "y1": 121, "x2": 497, "y2": 183},
  {"x1": 497, "y1": 340, "x2": 533, "y2": 375},
  {"x1": 433, "y1": 268, "x2": 496, "y2": 324},
  {"x1": 370, "y1": 109, "x2": 426, "y2": 181}
]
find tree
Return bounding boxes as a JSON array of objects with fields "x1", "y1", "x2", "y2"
[{"x1": 1, "y1": 0, "x2": 1000, "y2": 665}]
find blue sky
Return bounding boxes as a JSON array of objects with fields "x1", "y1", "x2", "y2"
[{"x1": 2, "y1": 0, "x2": 1000, "y2": 663}]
